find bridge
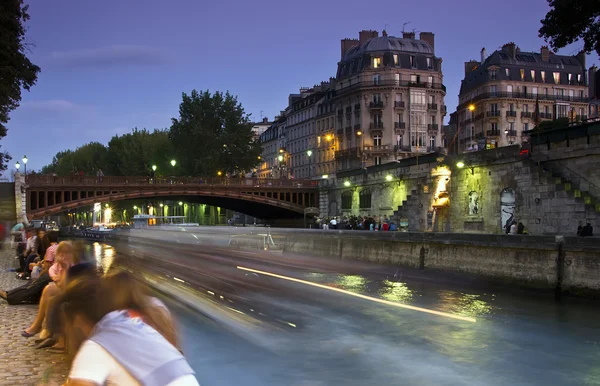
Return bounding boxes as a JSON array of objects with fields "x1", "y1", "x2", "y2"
[{"x1": 21, "y1": 175, "x2": 320, "y2": 219}]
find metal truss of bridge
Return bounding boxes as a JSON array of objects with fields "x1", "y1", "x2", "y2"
[{"x1": 25, "y1": 175, "x2": 319, "y2": 219}]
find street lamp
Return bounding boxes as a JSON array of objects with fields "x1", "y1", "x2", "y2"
[
  {"x1": 171, "y1": 160, "x2": 176, "y2": 167},
  {"x1": 385, "y1": 174, "x2": 393, "y2": 182},
  {"x1": 22, "y1": 155, "x2": 28, "y2": 176},
  {"x1": 306, "y1": 150, "x2": 313, "y2": 179},
  {"x1": 356, "y1": 131, "x2": 365, "y2": 169},
  {"x1": 152, "y1": 165, "x2": 157, "y2": 171},
  {"x1": 15, "y1": 161, "x2": 20, "y2": 172}
]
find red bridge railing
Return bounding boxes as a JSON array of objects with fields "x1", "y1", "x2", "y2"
[{"x1": 26, "y1": 175, "x2": 319, "y2": 188}]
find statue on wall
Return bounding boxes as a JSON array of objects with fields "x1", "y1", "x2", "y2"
[
  {"x1": 500, "y1": 188, "x2": 516, "y2": 232},
  {"x1": 468, "y1": 191, "x2": 479, "y2": 215}
]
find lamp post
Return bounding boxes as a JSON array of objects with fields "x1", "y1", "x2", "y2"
[
  {"x1": 22, "y1": 155, "x2": 28, "y2": 177},
  {"x1": 306, "y1": 150, "x2": 312, "y2": 179},
  {"x1": 277, "y1": 154, "x2": 284, "y2": 179},
  {"x1": 356, "y1": 131, "x2": 365, "y2": 169},
  {"x1": 151, "y1": 165, "x2": 157, "y2": 184},
  {"x1": 15, "y1": 161, "x2": 20, "y2": 174}
]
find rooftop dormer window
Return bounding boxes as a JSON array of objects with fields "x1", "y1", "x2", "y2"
[
  {"x1": 373, "y1": 57, "x2": 381, "y2": 68},
  {"x1": 410, "y1": 56, "x2": 416, "y2": 68},
  {"x1": 426, "y1": 57, "x2": 432, "y2": 69},
  {"x1": 393, "y1": 54, "x2": 399, "y2": 65}
]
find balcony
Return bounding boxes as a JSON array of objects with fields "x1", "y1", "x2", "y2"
[
  {"x1": 428, "y1": 124, "x2": 439, "y2": 131},
  {"x1": 370, "y1": 122, "x2": 384, "y2": 130},
  {"x1": 521, "y1": 112, "x2": 533, "y2": 118},
  {"x1": 486, "y1": 111, "x2": 500, "y2": 117},
  {"x1": 363, "y1": 144, "x2": 391, "y2": 154},
  {"x1": 540, "y1": 112, "x2": 552, "y2": 119},
  {"x1": 457, "y1": 91, "x2": 588, "y2": 111},
  {"x1": 506, "y1": 130, "x2": 517, "y2": 136},
  {"x1": 394, "y1": 145, "x2": 412, "y2": 152},
  {"x1": 336, "y1": 79, "x2": 447, "y2": 96},
  {"x1": 394, "y1": 122, "x2": 406, "y2": 129},
  {"x1": 486, "y1": 129, "x2": 500, "y2": 137},
  {"x1": 394, "y1": 101, "x2": 405, "y2": 109},
  {"x1": 506, "y1": 111, "x2": 517, "y2": 117},
  {"x1": 369, "y1": 101, "x2": 384, "y2": 109},
  {"x1": 427, "y1": 103, "x2": 438, "y2": 111},
  {"x1": 335, "y1": 147, "x2": 361, "y2": 159}
]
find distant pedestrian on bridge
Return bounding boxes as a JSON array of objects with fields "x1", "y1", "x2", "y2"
[{"x1": 96, "y1": 168, "x2": 104, "y2": 183}]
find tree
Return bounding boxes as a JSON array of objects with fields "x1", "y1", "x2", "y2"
[
  {"x1": 0, "y1": 0, "x2": 41, "y2": 173},
  {"x1": 42, "y1": 142, "x2": 108, "y2": 175},
  {"x1": 169, "y1": 90, "x2": 262, "y2": 177},
  {"x1": 539, "y1": 0, "x2": 600, "y2": 56},
  {"x1": 105, "y1": 128, "x2": 173, "y2": 176}
]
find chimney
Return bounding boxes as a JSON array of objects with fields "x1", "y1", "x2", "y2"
[
  {"x1": 340, "y1": 38, "x2": 359, "y2": 59},
  {"x1": 576, "y1": 50, "x2": 587, "y2": 69},
  {"x1": 262, "y1": 117, "x2": 268, "y2": 123},
  {"x1": 480, "y1": 47, "x2": 487, "y2": 63},
  {"x1": 589, "y1": 65, "x2": 598, "y2": 98},
  {"x1": 403, "y1": 31, "x2": 416, "y2": 40},
  {"x1": 359, "y1": 30, "x2": 378, "y2": 44},
  {"x1": 541, "y1": 46, "x2": 550, "y2": 62},
  {"x1": 502, "y1": 42, "x2": 516, "y2": 59},
  {"x1": 464, "y1": 60, "x2": 480, "y2": 76},
  {"x1": 419, "y1": 32, "x2": 435, "y2": 50}
]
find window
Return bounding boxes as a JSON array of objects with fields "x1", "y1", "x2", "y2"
[
  {"x1": 524, "y1": 104, "x2": 529, "y2": 113},
  {"x1": 429, "y1": 136, "x2": 436, "y2": 150},
  {"x1": 341, "y1": 191, "x2": 353, "y2": 210},
  {"x1": 428, "y1": 95, "x2": 435, "y2": 104},
  {"x1": 577, "y1": 74, "x2": 582, "y2": 84},
  {"x1": 373, "y1": 74, "x2": 381, "y2": 85},
  {"x1": 578, "y1": 108, "x2": 584, "y2": 117},
  {"x1": 410, "y1": 90, "x2": 426, "y2": 106},
  {"x1": 509, "y1": 122, "x2": 515, "y2": 131},
  {"x1": 373, "y1": 93, "x2": 382, "y2": 103},
  {"x1": 396, "y1": 134, "x2": 403, "y2": 146},
  {"x1": 490, "y1": 85, "x2": 497, "y2": 95},
  {"x1": 491, "y1": 122, "x2": 498, "y2": 131},
  {"x1": 410, "y1": 74, "x2": 419, "y2": 83},
  {"x1": 373, "y1": 135, "x2": 382, "y2": 147},
  {"x1": 509, "y1": 103, "x2": 515, "y2": 112},
  {"x1": 523, "y1": 123, "x2": 529, "y2": 131},
  {"x1": 568, "y1": 74, "x2": 572, "y2": 84},
  {"x1": 530, "y1": 70, "x2": 535, "y2": 81},
  {"x1": 491, "y1": 103, "x2": 498, "y2": 113},
  {"x1": 410, "y1": 56, "x2": 416, "y2": 68},
  {"x1": 532, "y1": 86, "x2": 538, "y2": 95},
  {"x1": 374, "y1": 157, "x2": 382, "y2": 166},
  {"x1": 505, "y1": 68, "x2": 510, "y2": 77},
  {"x1": 580, "y1": 90, "x2": 585, "y2": 98},
  {"x1": 556, "y1": 104, "x2": 568, "y2": 118},
  {"x1": 544, "y1": 105, "x2": 550, "y2": 114},
  {"x1": 373, "y1": 57, "x2": 381, "y2": 68},
  {"x1": 490, "y1": 70, "x2": 497, "y2": 80},
  {"x1": 569, "y1": 89, "x2": 574, "y2": 98},
  {"x1": 393, "y1": 54, "x2": 399, "y2": 65},
  {"x1": 359, "y1": 190, "x2": 372, "y2": 209},
  {"x1": 427, "y1": 76, "x2": 433, "y2": 85},
  {"x1": 426, "y1": 57, "x2": 432, "y2": 69},
  {"x1": 541, "y1": 71, "x2": 546, "y2": 82},
  {"x1": 394, "y1": 73, "x2": 400, "y2": 85},
  {"x1": 430, "y1": 115, "x2": 436, "y2": 124},
  {"x1": 520, "y1": 69, "x2": 525, "y2": 81},
  {"x1": 507, "y1": 85, "x2": 513, "y2": 93},
  {"x1": 553, "y1": 72, "x2": 560, "y2": 84}
]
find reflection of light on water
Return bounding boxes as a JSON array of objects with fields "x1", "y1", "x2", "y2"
[
  {"x1": 337, "y1": 275, "x2": 367, "y2": 293},
  {"x1": 92, "y1": 242, "x2": 116, "y2": 273},
  {"x1": 437, "y1": 291, "x2": 492, "y2": 318},
  {"x1": 306, "y1": 273, "x2": 326, "y2": 279},
  {"x1": 93, "y1": 242, "x2": 102, "y2": 266},
  {"x1": 379, "y1": 280, "x2": 413, "y2": 303}
]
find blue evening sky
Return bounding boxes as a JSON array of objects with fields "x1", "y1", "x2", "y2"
[{"x1": 5, "y1": 0, "x2": 598, "y2": 172}]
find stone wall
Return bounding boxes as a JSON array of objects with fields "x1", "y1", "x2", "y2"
[
  {"x1": 13, "y1": 174, "x2": 26, "y2": 224},
  {"x1": 320, "y1": 144, "x2": 600, "y2": 234}
]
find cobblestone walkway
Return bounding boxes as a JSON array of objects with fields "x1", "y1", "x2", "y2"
[{"x1": 0, "y1": 246, "x2": 68, "y2": 385}]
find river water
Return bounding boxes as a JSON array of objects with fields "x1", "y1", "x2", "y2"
[{"x1": 90, "y1": 240, "x2": 600, "y2": 386}]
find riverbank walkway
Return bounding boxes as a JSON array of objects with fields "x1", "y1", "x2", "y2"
[{"x1": 0, "y1": 247, "x2": 67, "y2": 385}]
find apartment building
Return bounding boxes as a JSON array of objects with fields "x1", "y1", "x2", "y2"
[
  {"x1": 314, "y1": 81, "x2": 337, "y2": 177},
  {"x1": 457, "y1": 44, "x2": 588, "y2": 152},
  {"x1": 257, "y1": 112, "x2": 288, "y2": 178},
  {"x1": 333, "y1": 29, "x2": 447, "y2": 171},
  {"x1": 251, "y1": 117, "x2": 272, "y2": 139}
]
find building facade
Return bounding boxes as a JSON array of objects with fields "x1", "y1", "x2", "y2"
[
  {"x1": 457, "y1": 44, "x2": 588, "y2": 152},
  {"x1": 251, "y1": 117, "x2": 272, "y2": 139},
  {"x1": 314, "y1": 81, "x2": 337, "y2": 177},
  {"x1": 333, "y1": 30, "x2": 447, "y2": 172}
]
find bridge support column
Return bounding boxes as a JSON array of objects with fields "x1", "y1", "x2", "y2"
[
  {"x1": 319, "y1": 190, "x2": 329, "y2": 218},
  {"x1": 14, "y1": 173, "x2": 28, "y2": 224}
]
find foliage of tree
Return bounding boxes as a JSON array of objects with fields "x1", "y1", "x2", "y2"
[
  {"x1": 41, "y1": 142, "x2": 107, "y2": 175},
  {"x1": 169, "y1": 90, "x2": 261, "y2": 176},
  {"x1": 105, "y1": 128, "x2": 173, "y2": 176},
  {"x1": 0, "y1": 0, "x2": 41, "y2": 174},
  {"x1": 539, "y1": 0, "x2": 600, "y2": 56}
]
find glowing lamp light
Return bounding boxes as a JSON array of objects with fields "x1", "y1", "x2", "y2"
[
  {"x1": 217, "y1": 171, "x2": 222, "y2": 176},
  {"x1": 152, "y1": 165, "x2": 157, "y2": 171},
  {"x1": 468, "y1": 104, "x2": 475, "y2": 112},
  {"x1": 278, "y1": 155, "x2": 283, "y2": 162},
  {"x1": 306, "y1": 150, "x2": 313, "y2": 157},
  {"x1": 325, "y1": 134, "x2": 333, "y2": 141},
  {"x1": 322, "y1": 174, "x2": 329, "y2": 179},
  {"x1": 356, "y1": 131, "x2": 363, "y2": 136},
  {"x1": 456, "y1": 161, "x2": 465, "y2": 169},
  {"x1": 178, "y1": 202, "x2": 183, "y2": 206},
  {"x1": 344, "y1": 181, "x2": 351, "y2": 187},
  {"x1": 159, "y1": 203, "x2": 164, "y2": 207},
  {"x1": 15, "y1": 161, "x2": 20, "y2": 170},
  {"x1": 385, "y1": 175, "x2": 393, "y2": 182},
  {"x1": 171, "y1": 160, "x2": 176, "y2": 167}
]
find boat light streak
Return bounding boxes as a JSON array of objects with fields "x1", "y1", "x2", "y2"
[{"x1": 236, "y1": 266, "x2": 476, "y2": 323}]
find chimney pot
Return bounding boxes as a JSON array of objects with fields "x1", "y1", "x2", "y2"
[
  {"x1": 541, "y1": 45, "x2": 549, "y2": 62},
  {"x1": 419, "y1": 32, "x2": 435, "y2": 51}
]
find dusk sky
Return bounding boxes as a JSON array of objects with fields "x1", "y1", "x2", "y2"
[{"x1": 5, "y1": 0, "x2": 598, "y2": 172}]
